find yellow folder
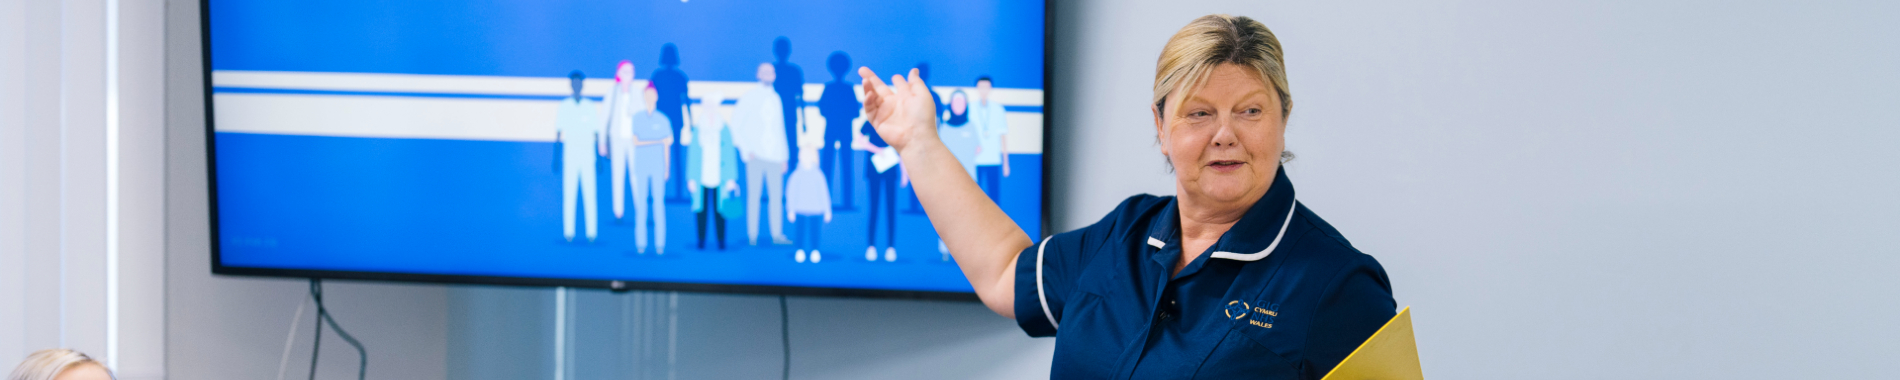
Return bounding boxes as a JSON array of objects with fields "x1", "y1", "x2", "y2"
[{"x1": 1321, "y1": 306, "x2": 1422, "y2": 380}]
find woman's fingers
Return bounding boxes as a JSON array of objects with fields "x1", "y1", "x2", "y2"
[
  {"x1": 894, "y1": 74, "x2": 920, "y2": 99},
  {"x1": 908, "y1": 68, "x2": 927, "y2": 94},
  {"x1": 858, "y1": 67, "x2": 892, "y2": 97}
]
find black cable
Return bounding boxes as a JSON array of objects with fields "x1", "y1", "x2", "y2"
[
  {"x1": 308, "y1": 279, "x2": 321, "y2": 380},
  {"x1": 308, "y1": 279, "x2": 368, "y2": 380},
  {"x1": 780, "y1": 294, "x2": 790, "y2": 380}
]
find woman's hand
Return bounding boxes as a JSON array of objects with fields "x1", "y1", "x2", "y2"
[{"x1": 858, "y1": 67, "x2": 939, "y2": 153}]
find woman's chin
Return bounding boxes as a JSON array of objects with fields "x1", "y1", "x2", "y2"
[{"x1": 1190, "y1": 182, "x2": 1260, "y2": 203}]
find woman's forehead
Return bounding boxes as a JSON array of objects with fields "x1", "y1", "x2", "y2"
[{"x1": 1172, "y1": 64, "x2": 1275, "y2": 109}]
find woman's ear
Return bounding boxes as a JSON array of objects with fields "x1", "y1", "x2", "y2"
[{"x1": 1152, "y1": 103, "x2": 1169, "y2": 156}]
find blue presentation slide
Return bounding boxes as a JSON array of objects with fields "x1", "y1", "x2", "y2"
[{"x1": 209, "y1": 0, "x2": 1046, "y2": 294}]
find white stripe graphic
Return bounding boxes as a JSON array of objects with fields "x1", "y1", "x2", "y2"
[{"x1": 210, "y1": 71, "x2": 1046, "y2": 152}]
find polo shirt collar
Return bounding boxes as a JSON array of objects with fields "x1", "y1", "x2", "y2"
[{"x1": 1144, "y1": 167, "x2": 1300, "y2": 263}]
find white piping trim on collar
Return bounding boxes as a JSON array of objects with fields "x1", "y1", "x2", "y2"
[
  {"x1": 1208, "y1": 199, "x2": 1299, "y2": 262},
  {"x1": 1146, "y1": 237, "x2": 1166, "y2": 249},
  {"x1": 1035, "y1": 239, "x2": 1058, "y2": 330}
]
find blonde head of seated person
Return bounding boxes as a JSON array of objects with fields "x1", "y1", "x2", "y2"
[{"x1": 8, "y1": 349, "x2": 114, "y2": 380}]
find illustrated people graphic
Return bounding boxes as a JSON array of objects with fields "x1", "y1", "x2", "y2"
[
  {"x1": 685, "y1": 94, "x2": 738, "y2": 250},
  {"x1": 651, "y1": 43, "x2": 693, "y2": 203},
  {"x1": 605, "y1": 61, "x2": 641, "y2": 221},
  {"x1": 733, "y1": 63, "x2": 792, "y2": 245},
  {"x1": 771, "y1": 37, "x2": 807, "y2": 170},
  {"x1": 786, "y1": 147, "x2": 831, "y2": 263},
  {"x1": 936, "y1": 89, "x2": 981, "y2": 260},
  {"x1": 817, "y1": 51, "x2": 860, "y2": 211},
  {"x1": 972, "y1": 76, "x2": 1010, "y2": 201},
  {"x1": 631, "y1": 83, "x2": 674, "y2": 254},
  {"x1": 854, "y1": 119, "x2": 899, "y2": 262},
  {"x1": 556, "y1": 70, "x2": 602, "y2": 241}
]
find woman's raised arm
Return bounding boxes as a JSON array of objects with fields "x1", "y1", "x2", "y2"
[{"x1": 859, "y1": 67, "x2": 1031, "y2": 317}]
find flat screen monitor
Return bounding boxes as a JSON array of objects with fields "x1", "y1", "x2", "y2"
[{"x1": 205, "y1": 0, "x2": 1048, "y2": 299}]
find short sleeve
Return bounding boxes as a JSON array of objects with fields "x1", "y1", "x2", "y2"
[
  {"x1": 1013, "y1": 195, "x2": 1165, "y2": 337},
  {"x1": 1299, "y1": 254, "x2": 1398, "y2": 378}
]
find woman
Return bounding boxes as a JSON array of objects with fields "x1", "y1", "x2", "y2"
[
  {"x1": 857, "y1": 15, "x2": 1395, "y2": 378},
  {"x1": 7, "y1": 349, "x2": 114, "y2": 380},
  {"x1": 856, "y1": 119, "x2": 900, "y2": 262},
  {"x1": 604, "y1": 61, "x2": 640, "y2": 221}
]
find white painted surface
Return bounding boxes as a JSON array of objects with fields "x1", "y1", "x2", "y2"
[
  {"x1": 0, "y1": 0, "x2": 167, "y2": 378},
  {"x1": 1052, "y1": 1, "x2": 1900, "y2": 378},
  {"x1": 144, "y1": 1, "x2": 1900, "y2": 379}
]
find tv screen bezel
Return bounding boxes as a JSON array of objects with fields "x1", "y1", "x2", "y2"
[{"x1": 201, "y1": 0, "x2": 1054, "y2": 301}]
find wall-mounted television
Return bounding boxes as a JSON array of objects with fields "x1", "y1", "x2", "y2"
[{"x1": 204, "y1": 0, "x2": 1048, "y2": 299}]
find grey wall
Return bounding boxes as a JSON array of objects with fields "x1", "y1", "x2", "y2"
[
  {"x1": 4, "y1": 0, "x2": 168, "y2": 378},
  {"x1": 1057, "y1": 0, "x2": 1900, "y2": 378},
  {"x1": 157, "y1": 0, "x2": 1900, "y2": 379}
]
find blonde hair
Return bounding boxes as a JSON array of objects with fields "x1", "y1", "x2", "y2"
[
  {"x1": 1153, "y1": 14, "x2": 1295, "y2": 166},
  {"x1": 1153, "y1": 14, "x2": 1290, "y2": 118},
  {"x1": 7, "y1": 349, "x2": 113, "y2": 380}
]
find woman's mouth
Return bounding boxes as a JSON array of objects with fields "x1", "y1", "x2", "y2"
[{"x1": 1207, "y1": 160, "x2": 1245, "y2": 172}]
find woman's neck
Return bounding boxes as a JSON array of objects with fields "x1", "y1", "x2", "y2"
[{"x1": 1172, "y1": 186, "x2": 1268, "y2": 275}]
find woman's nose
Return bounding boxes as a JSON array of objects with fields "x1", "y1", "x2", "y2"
[{"x1": 1209, "y1": 119, "x2": 1240, "y2": 147}]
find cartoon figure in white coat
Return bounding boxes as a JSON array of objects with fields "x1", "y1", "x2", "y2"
[
  {"x1": 605, "y1": 61, "x2": 643, "y2": 222},
  {"x1": 557, "y1": 70, "x2": 603, "y2": 241}
]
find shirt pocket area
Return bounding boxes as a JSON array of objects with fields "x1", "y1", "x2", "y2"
[{"x1": 1192, "y1": 328, "x2": 1298, "y2": 379}]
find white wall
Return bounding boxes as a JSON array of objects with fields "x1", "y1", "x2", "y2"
[
  {"x1": 146, "y1": 0, "x2": 1900, "y2": 379},
  {"x1": 1057, "y1": 0, "x2": 1900, "y2": 378},
  {"x1": 2, "y1": 0, "x2": 167, "y2": 378},
  {"x1": 160, "y1": 0, "x2": 452, "y2": 378}
]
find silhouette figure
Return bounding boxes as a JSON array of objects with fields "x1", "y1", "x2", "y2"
[
  {"x1": 652, "y1": 43, "x2": 693, "y2": 203},
  {"x1": 772, "y1": 37, "x2": 807, "y2": 170},
  {"x1": 817, "y1": 51, "x2": 860, "y2": 210}
]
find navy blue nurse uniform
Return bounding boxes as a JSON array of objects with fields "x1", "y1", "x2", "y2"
[{"x1": 1014, "y1": 168, "x2": 1396, "y2": 379}]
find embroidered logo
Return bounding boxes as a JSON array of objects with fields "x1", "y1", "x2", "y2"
[
  {"x1": 1247, "y1": 302, "x2": 1280, "y2": 329},
  {"x1": 1223, "y1": 300, "x2": 1250, "y2": 320}
]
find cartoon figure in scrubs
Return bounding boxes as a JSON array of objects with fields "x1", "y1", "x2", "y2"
[
  {"x1": 605, "y1": 61, "x2": 642, "y2": 221},
  {"x1": 631, "y1": 83, "x2": 674, "y2": 253},
  {"x1": 556, "y1": 70, "x2": 603, "y2": 242}
]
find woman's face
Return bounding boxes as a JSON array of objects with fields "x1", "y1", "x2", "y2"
[
  {"x1": 617, "y1": 63, "x2": 634, "y2": 82},
  {"x1": 1154, "y1": 63, "x2": 1285, "y2": 206},
  {"x1": 950, "y1": 93, "x2": 967, "y2": 115}
]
